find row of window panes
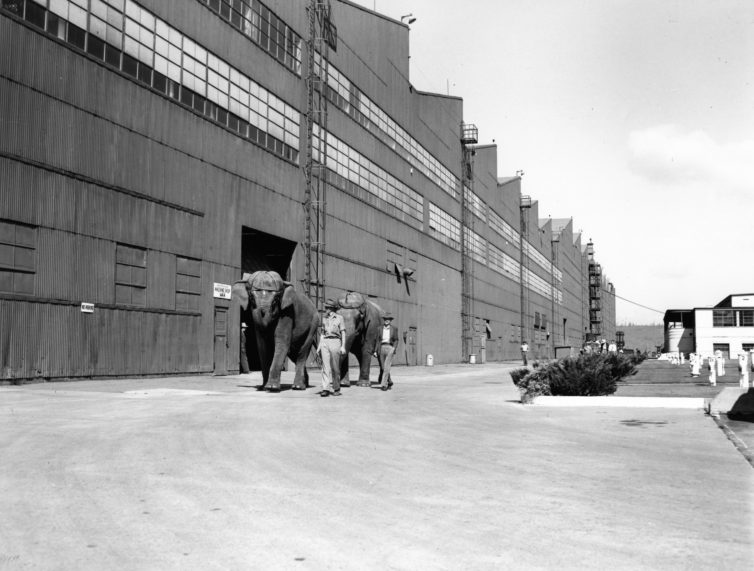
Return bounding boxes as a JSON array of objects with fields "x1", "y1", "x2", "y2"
[
  {"x1": 314, "y1": 126, "x2": 423, "y2": 222},
  {"x1": 487, "y1": 242, "x2": 562, "y2": 303},
  {"x1": 463, "y1": 227, "x2": 486, "y2": 265},
  {"x1": 464, "y1": 187, "x2": 486, "y2": 223},
  {"x1": 197, "y1": 0, "x2": 302, "y2": 75},
  {"x1": 7, "y1": 0, "x2": 301, "y2": 162},
  {"x1": 526, "y1": 268, "x2": 552, "y2": 299},
  {"x1": 488, "y1": 242, "x2": 520, "y2": 281},
  {"x1": 712, "y1": 309, "x2": 754, "y2": 327},
  {"x1": 524, "y1": 241, "x2": 563, "y2": 282},
  {"x1": 318, "y1": 54, "x2": 459, "y2": 199},
  {"x1": 488, "y1": 208, "x2": 519, "y2": 244},
  {"x1": 428, "y1": 203, "x2": 461, "y2": 249},
  {"x1": 486, "y1": 207, "x2": 564, "y2": 283}
]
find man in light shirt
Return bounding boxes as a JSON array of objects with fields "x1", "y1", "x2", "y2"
[
  {"x1": 317, "y1": 299, "x2": 346, "y2": 397},
  {"x1": 378, "y1": 313, "x2": 399, "y2": 391}
]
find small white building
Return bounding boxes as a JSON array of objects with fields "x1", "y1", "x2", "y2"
[{"x1": 664, "y1": 293, "x2": 754, "y2": 358}]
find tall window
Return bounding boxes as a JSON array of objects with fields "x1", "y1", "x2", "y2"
[
  {"x1": 428, "y1": 203, "x2": 460, "y2": 250},
  {"x1": 0, "y1": 220, "x2": 36, "y2": 295},
  {"x1": 115, "y1": 243, "x2": 146, "y2": 306},
  {"x1": 712, "y1": 309, "x2": 736, "y2": 327},
  {"x1": 176, "y1": 256, "x2": 201, "y2": 311},
  {"x1": 739, "y1": 310, "x2": 754, "y2": 327}
]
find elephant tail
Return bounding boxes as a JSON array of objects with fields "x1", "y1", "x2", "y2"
[{"x1": 309, "y1": 329, "x2": 322, "y2": 367}]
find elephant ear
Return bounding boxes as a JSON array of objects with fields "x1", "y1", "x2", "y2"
[
  {"x1": 232, "y1": 281, "x2": 251, "y2": 310},
  {"x1": 279, "y1": 283, "x2": 296, "y2": 311}
]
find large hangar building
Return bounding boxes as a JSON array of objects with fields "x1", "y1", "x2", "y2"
[{"x1": 0, "y1": 0, "x2": 616, "y2": 381}]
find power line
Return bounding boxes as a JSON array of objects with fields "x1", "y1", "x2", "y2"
[{"x1": 608, "y1": 290, "x2": 664, "y2": 314}]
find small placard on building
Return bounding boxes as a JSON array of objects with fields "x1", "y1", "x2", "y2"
[
  {"x1": 213, "y1": 283, "x2": 232, "y2": 299},
  {"x1": 81, "y1": 302, "x2": 95, "y2": 313}
]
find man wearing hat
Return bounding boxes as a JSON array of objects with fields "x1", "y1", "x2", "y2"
[
  {"x1": 317, "y1": 299, "x2": 346, "y2": 397},
  {"x1": 377, "y1": 312, "x2": 399, "y2": 391}
]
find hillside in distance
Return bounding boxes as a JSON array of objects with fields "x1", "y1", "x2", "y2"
[{"x1": 618, "y1": 324, "x2": 664, "y2": 353}]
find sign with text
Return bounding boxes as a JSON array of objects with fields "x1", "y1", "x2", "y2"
[
  {"x1": 213, "y1": 283, "x2": 232, "y2": 300},
  {"x1": 81, "y1": 303, "x2": 94, "y2": 313}
]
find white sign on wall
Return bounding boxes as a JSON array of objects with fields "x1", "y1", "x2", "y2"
[
  {"x1": 81, "y1": 303, "x2": 94, "y2": 313},
  {"x1": 213, "y1": 283, "x2": 232, "y2": 299}
]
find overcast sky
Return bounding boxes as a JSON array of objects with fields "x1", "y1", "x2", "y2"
[{"x1": 351, "y1": 0, "x2": 754, "y2": 325}]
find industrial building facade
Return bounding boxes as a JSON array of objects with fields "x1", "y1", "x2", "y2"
[{"x1": 0, "y1": 0, "x2": 615, "y2": 381}]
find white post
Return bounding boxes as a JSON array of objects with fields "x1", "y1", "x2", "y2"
[{"x1": 739, "y1": 353, "x2": 750, "y2": 389}]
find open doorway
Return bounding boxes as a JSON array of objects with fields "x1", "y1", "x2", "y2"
[{"x1": 240, "y1": 226, "x2": 297, "y2": 371}]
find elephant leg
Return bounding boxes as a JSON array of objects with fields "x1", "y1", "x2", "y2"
[
  {"x1": 339, "y1": 352, "x2": 350, "y2": 387},
  {"x1": 267, "y1": 317, "x2": 293, "y2": 391},
  {"x1": 291, "y1": 352, "x2": 308, "y2": 390},
  {"x1": 357, "y1": 346, "x2": 372, "y2": 386},
  {"x1": 256, "y1": 339, "x2": 271, "y2": 389},
  {"x1": 266, "y1": 347, "x2": 287, "y2": 391}
]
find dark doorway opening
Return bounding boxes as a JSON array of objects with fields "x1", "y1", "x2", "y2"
[{"x1": 240, "y1": 227, "x2": 297, "y2": 371}]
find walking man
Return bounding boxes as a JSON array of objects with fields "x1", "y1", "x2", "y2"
[
  {"x1": 239, "y1": 322, "x2": 250, "y2": 374},
  {"x1": 521, "y1": 341, "x2": 529, "y2": 366},
  {"x1": 378, "y1": 313, "x2": 399, "y2": 391},
  {"x1": 317, "y1": 299, "x2": 346, "y2": 397}
]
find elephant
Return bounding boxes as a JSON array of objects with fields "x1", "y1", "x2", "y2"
[
  {"x1": 232, "y1": 271, "x2": 319, "y2": 392},
  {"x1": 336, "y1": 292, "x2": 385, "y2": 387}
]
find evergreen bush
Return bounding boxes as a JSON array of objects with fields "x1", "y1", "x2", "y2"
[
  {"x1": 516, "y1": 353, "x2": 638, "y2": 403},
  {"x1": 509, "y1": 367, "x2": 530, "y2": 387}
]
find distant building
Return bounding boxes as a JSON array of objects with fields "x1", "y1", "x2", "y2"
[{"x1": 664, "y1": 294, "x2": 754, "y2": 358}]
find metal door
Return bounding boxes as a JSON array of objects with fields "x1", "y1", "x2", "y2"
[
  {"x1": 214, "y1": 307, "x2": 228, "y2": 375},
  {"x1": 406, "y1": 327, "x2": 417, "y2": 365}
]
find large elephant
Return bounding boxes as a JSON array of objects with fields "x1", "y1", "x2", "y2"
[
  {"x1": 336, "y1": 292, "x2": 384, "y2": 387},
  {"x1": 232, "y1": 271, "x2": 319, "y2": 392}
]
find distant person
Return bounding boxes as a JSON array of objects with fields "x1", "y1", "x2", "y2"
[
  {"x1": 608, "y1": 340, "x2": 617, "y2": 354},
  {"x1": 690, "y1": 353, "x2": 700, "y2": 377},
  {"x1": 521, "y1": 341, "x2": 529, "y2": 366},
  {"x1": 714, "y1": 349, "x2": 725, "y2": 376},
  {"x1": 708, "y1": 355, "x2": 717, "y2": 386},
  {"x1": 377, "y1": 313, "x2": 399, "y2": 391}
]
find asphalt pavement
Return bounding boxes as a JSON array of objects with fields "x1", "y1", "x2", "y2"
[{"x1": 1, "y1": 363, "x2": 752, "y2": 570}]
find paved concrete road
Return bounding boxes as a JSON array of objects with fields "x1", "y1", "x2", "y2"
[{"x1": 1, "y1": 364, "x2": 752, "y2": 570}]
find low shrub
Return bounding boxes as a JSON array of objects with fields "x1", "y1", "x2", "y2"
[
  {"x1": 509, "y1": 367, "x2": 530, "y2": 387},
  {"x1": 516, "y1": 353, "x2": 638, "y2": 403}
]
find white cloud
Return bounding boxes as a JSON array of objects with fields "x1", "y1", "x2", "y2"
[{"x1": 628, "y1": 125, "x2": 754, "y2": 194}]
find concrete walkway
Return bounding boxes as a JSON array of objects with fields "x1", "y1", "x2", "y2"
[{"x1": 1, "y1": 363, "x2": 752, "y2": 570}]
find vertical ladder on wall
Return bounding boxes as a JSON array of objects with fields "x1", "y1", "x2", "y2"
[
  {"x1": 304, "y1": 0, "x2": 335, "y2": 309},
  {"x1": 460, "y1": 123, "x2": 478, "y2": 361},
  {"x1": 519, "y1": 195, "x2": 532, "y2": 347}
]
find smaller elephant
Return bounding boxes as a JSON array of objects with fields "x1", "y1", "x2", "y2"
[
  {"x1": 336, "y1": 292, "x2": 384, "y2": 387},
  {"x1": 232, "y1": 271, "x2": 319, "y2": 391}
]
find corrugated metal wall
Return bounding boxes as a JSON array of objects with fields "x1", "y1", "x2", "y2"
[{"x1": 0, "y1": 299, "x2": 203, "y2": 380}]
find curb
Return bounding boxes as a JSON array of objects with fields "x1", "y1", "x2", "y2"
[{"x1": 530, "y1": 396, "x2": 707, "y2": 409}]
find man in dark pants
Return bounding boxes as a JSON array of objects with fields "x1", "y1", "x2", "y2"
[
  {"x1": 378, "y1": 313, "x2": 399, "y2": 391},
  {"x1": 521, "y1": 341, "x2": 529, "y2": 366},
  {"x1": 240, "y1": 322, "x2": 250, "y2": 374}
]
